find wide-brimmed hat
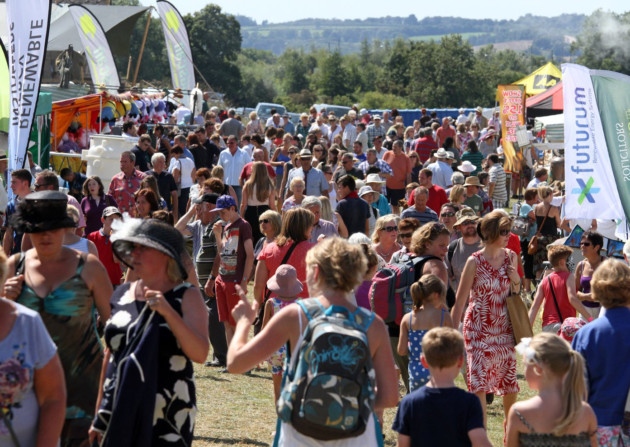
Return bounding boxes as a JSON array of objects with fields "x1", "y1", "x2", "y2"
[
  {"x1": 299, "y1": 149, "x2": 313, "y2": 158},
  {"x1": 266, "y1": 264, "x2": 303, "y2": 299},
  {"x1": 358, "y1": 186, "x2": 375, "y2": 198},
  {"x1": 454, "y1": 207, "x2": 479, "y2": 227},
  {"x1": 10, "y1": 191, "x2": 76, "y2": 233},
  {"x1": 365, "y1": 173, "x2": 385, "y2": 185},
  {"x1": 463, "y1": 176, "x2": 481, "y2": 187},
  {"x1": 435, "y1": 148, "x2": 448, "y2": 158},
  {"x1": 111, "y1": 218, "x2": 187, "y2": 280},
  {"x1": 476, "y1": 106, "x2": 483, "y2": 113},
  {"x1": 481, "y1": 129, "x2": 496, "y2": 140},
  {"x1": 446, "y1": 151, "x2": 455, "y2": 160},
  {"x1": 458, "y1": 161, "x2": 476, "y2": 173},
  {"x1": 359, "y1": 108, "x2": 368, "y2": 115}
]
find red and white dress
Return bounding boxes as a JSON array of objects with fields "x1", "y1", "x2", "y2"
[{"x1": 462, "y1": 250, "x2": 519, "y2": 396}]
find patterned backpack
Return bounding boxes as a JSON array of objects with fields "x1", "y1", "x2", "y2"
[{"x1": 276, "y1": 298, "x2": 376, "y2": 440}]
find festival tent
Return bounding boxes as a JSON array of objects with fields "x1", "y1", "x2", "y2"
[
  {"x1": 525, "y1": 82, "x2": 564, "y2": 118},
  {"x1": 513, "y1": 62, "x2": 562, "y2": 96}
]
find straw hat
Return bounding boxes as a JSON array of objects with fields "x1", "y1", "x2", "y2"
[{"x1": 463, "y1": 176, "x2": 481, "y2": 187}]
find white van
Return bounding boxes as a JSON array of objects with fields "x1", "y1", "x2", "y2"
[{"x1": 255, "y1": 102, "x2": 286, "y2": 120}]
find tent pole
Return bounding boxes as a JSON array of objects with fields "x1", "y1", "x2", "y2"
[{"x1": 132, "y1": 10, "x2": 152, "y2": 86}]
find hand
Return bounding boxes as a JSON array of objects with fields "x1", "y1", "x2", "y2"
[
  {"x1": 204, "y1": 277, "x2": 215, "y2": 297},
  {"x1": 143, "y1": 287, "x2": 173, "y2": 317},
  {"x1": 239, "y1": 280, "x2": 248, "y2": 295},
  {"x1": 231, "y1": 284, "x2": 258, "y2": 324},
  {"x1": 506, "y1": 264, "x2": 520, "y2": 284},
  {"x1": 212, "y1": 221, "x2": 223, "y2": 237},
  {"x1": 3, "y1": 274, "x2": 24, "y2": 300},
  {"x1": 88, "y1": 426, "x2": 103, "y2": 446}
]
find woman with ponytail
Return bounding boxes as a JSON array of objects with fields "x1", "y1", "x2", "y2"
[
  {"x1": 398, "y1": 274, "x2": 453, "y2": 393},
  {"x1": 506, "y1": 333, "x2": 597, "y2": 446}
]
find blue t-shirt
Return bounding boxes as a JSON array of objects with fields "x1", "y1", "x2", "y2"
[
  {"x1": 392, "y1": 386, "x2": 484, "y2": 447},
  {"x1": 519, "y1": 203, "x2": 537, "y2": 240}
]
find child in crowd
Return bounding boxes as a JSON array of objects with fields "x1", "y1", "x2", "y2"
[
  {"x1": 393, "y1": 327, "x2": 492, "y2": 447},
  {"x1": 506, "y1": 333, "x2": 597, "y2": 447},
  {"x1": 87, "y1": 206, "x2": 123, "y2": 287},
  {"x1": 261, "y1": 264, "x2": 303, "y2": 403},
  {"x1": 398, "y1": 275, "x2": 453, "y2": 392}
]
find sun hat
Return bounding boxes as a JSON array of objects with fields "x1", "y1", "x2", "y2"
[
  {"x1": 559, "y1": 317, "x2": 586, "y2": 342},
  {"x1": 435, "y1": 148, "x2": 448, "y2": 158},
  {"x1": 446, "y1": 151, "x2": 455, "y2": 160},
  {"x1": 365, "y1": 173, "x2": 385, "y2": 185},
  {"x1": 214, "y1": 195, "x2": 237, "y2": 211},
  {"x1": 476, "y1": 106, "x2": 483, "y2": 113},
  {"x1": 458, "y1": 160, "x2": 476, "y2": 173},
  {"x1": 193, "y1": 193, "x2": 219, "y2": 205},
  {"x1": 111, "y1": 218, "x2": 187, "y2": 280},
  {"x1": 358, "y1": 186, "x2": 375, "y2": 198},
  {"x1": 299, "y1": 149, "x2": 313, "y2": 158},
  {"x1": 373, "y1": 114, "x2": 382, "y2": 120},
  {"x1": 102, "y1": 206, "x2": 122, "y2": 218},
  {"x1": 463, "y1": 176, "x2": 481, "y2": 187},
  {"x1": 10, "y1": 191, "x2": 76, "y2": 233},
  {"x1": 266, "y1": 264, "x2": 303, "y2": 299},
  {"x1": 359, "y1": 108, "x2": 368, "y2": 115},
  {"x1": 454, "y1": 207, "x2": 479, "y2": 227}
]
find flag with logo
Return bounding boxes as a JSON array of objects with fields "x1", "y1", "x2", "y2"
[
  {"x1": 69, "y1": 5, "x2": 120, "y2": 94},
  {"x1": 5, "y1": 0, "x2": 51, "y2": 183},
  {"x1": 563, "y1": 63, "x2": 627, "y2": 220},
  {"x1": 497, "y1": 84, "x2": 525, "y2": 172},
  {"x1": 156, "y1": 0, "x2": 195, "y2": 92}
]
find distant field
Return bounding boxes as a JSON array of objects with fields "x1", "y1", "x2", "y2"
[{"x1": 409, "y1": 32, "x2": 486, "y2": 41}]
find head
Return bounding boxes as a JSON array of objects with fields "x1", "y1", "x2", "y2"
[
  {"x1": 410, "y1": 274, "x2": 446, "y2": 310},
  {"x1": 226, "y1": 135, "x2": 238, "y2": 152},
  {"x1": 487, "y1": 153, "x2": 499, "y2": 167},
  {"x1": 548, "y1": 245, "x2": 573, "y2": 269},
  {"x1": 373, "y1": 135, "x2": 383, "y2": 149},
  {"x1": 340, "y1": 153, "x2": 355, "y2": 171},
  {"x1": 422, "y1": 327, "x2": 464, "y2": 370},
  {"x1": 289, "y1": 176, "x2": 305, "y2": 197},
  {"x1": 193, "y1": 193, "x2": 219, "y2": 224},
  {"x1": 392, "y1": 140, "x2": 403, "y2": 153},
  {"x1": 210, "y1": 165, "x2": 225, "y2": 182},
  {"x1": 215, "y1": 195, "x2": 238, "y2": 222},
  {"x1": 318, "y1": 196, "x2": 334, "y2": 222},
  {"x1": 535, "y1": 167, "x2": 549, "y2": 181},
  {"x1": 413, "y1": 186, "x2": 429, "y2": 210},
  {"x1": 538, "y1": 185, "x2": 553, "y2": 203},
  {"x1": 439, "y1": 202, "x2": 459, "y2": 228},
  {"x1": 134, "y1": 188, "x2": 160, "y2": 218},
  {"x1": 408, "y1": 151, "x2": 420, "y2": 166},
  {"x1": 372, "y1": 214, "x2": 399, "y2": 243},
  {"x1": 449, "y1": 185, "x2": 465, "y2": 204},
  {"x1": 258, "y1": 209, "x2": 282, "y2": 238},
  {"x1": 398, "y1": 218, "x2": 421, "y2": 249},
  {"x1": 418, "y1": 168, "x2": 432, "y2": 187},
  {"x1": 10, "y1": 169, "x2": 33, "y2": 196},
  {"x1": 580, "y1": 230, "x2": 604, "y2": 257},
  {"x1": 59, "y1": 168, "x2": 75, "y2": 183},
  {"x1": 120, "y1": 151, "x2": 135, "y2": 174},
  {"x1": 478, "y1": 210, "x2": 512, "y2": 244},
  {"x1": 524, "y1": 188, "x2": 539, "y2": 204},
  {"x1": 151, "y1": 152, "x2": 166, "y2": 172},
  {"x1": 10, "y1": 191, "x2": 76, "y2": 236},
  {"x1": 591, "y1": 258, "x2": 630, "y2": 309},
  {"x1": 34, "y1": 170, "x2": 59, "y2": 192},
  {"x1": 453, "y1": 207, "x2": 479, "y2": 237},
  {"x1": 305, "y1": 237, "x2": 366, "y2": 295},
  {"x1": 410, "y1": 222, "x2": 450, "y2": 258},
  {"x1": 336, "y1": 175, "x2": 356, "y2": 199},
  {"x1": 140, "y1": 175, "x2": 161, "y2": 199},
  {"x1": 301, "y1": 196, "x2": 322, "y2": 222},
  {"x1": 276, "y1": 207, "x2": 315, "y2": 247}
]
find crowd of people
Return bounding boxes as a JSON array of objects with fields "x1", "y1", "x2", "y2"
[{"x1": 0, "y1": 105, "x2": 628, "y2": 447}]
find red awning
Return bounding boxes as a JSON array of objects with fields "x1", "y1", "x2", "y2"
[{"x1": 526, "y1": 82, "x2": 563, "y2": 117}]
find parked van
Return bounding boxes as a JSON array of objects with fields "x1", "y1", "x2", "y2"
[
  {"x1": 255, "y1": 102, "x2": 286, "y2": 120},
  {"x1": 312, "y1": 103, "x2": 351, "y2": 118}
]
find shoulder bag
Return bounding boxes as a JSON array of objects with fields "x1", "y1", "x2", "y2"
[
  {"x1": 527, "y1": 204, "x2": 550, "y2": 255},
  {"x1": 506, "y1": 273, "x2": 533, "y2": 344}
]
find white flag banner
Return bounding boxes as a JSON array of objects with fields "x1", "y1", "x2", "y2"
[
  {"x1": 156, "y1": 0, "x2": 195, "y2": 92},
  {"x1": 562, "y1": 63, "x2": 624, "y2": 220},
  {"x1": 5, "y1": 0, "x2": 51, "y2": 184}
]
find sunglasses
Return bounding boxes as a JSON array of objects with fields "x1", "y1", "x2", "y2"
[
  {"x1": 259, "y1": 219, "x2": 270, "y2": 224},
  {"x1": 288, "y1": 151, "x2": 296, "y2": 155},
  {"x1": 441, "y1": 212, "x2": 455, "y2": 218},
  {"x1": 382, "y1": 226, "x2": 398, "y2": 233},
  {"x1": 499, "y1": 229, "x2": 511, "y2": 236},
  {"x1": 115, "y1": 241, "x2": 147, "y2": 259},
  {"x1": 461, "y1": 220, "x2": 477, "y2": 226},
  {"x1": 399, "y1": 232, "x2": 413, "y2": 239},
  {"x1": 580, "y1": 241, "x2": 591, "y2": 247}
]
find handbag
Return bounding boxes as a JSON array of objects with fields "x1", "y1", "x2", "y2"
[
  {"x1": 528, "y1": 204, "x2": 550, "y2": 255},
  {"x1": 511, "y1": 202, "x2": 531, "y2": 237},
  {"x1": 506, "y1": 283, "x2": 534, "y2": 344}
]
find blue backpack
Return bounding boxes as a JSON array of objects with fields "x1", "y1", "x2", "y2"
[{"x1": 276, "y1": 298, "x2": 376, "y2": 440}]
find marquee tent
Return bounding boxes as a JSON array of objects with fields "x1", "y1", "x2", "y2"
[
  {"x1": 526, "y1": 82, "x2": 564, "y2": 118},
  {"x1": 513, "y1": 62, "x2": 562, "y2": 96}
]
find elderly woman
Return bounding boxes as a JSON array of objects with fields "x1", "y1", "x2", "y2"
[
  {"x1": 451, "y1": 210, "x2": 521, "y2": 427},
  {"x1": 228, "y1": 237, "x2": 398, "y2": 445},
  {"x1": 572, "y1": 259, "x2": 630, "y2": 447},
  {"x1": 0, "y1": 249, "x2": 66, "y2": 447},
  {"x1": 371, "y1": 214, "x2": 401, "y2": 264},
  {"x1": 4, "y1": 191, "x2": 112, "y2": 447},
  {"x1": 89, "y1": 219, "x2": 209, "y2": 446}
]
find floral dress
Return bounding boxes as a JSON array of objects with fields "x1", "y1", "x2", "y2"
[
  {"x1": 95, "y1": 282, "x2": 196, "y2": 446},
  {"x1": 462, "y1": 251, "x2": 519, "y2": 396}
]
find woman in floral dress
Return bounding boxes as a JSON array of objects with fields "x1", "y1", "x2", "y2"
[{"x1": 451, "y1": 210, "x2": 521, "y2": 427}]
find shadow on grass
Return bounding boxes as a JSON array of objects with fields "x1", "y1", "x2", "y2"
[{"x1": 194, "y1": 436, "x2": 268, "y2": 445}]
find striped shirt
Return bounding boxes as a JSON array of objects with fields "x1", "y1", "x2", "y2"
[{"x1": 489, "y1": 164, "x2": 508, "y2": 207}]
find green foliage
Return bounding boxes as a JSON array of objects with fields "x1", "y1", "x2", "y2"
[
  {"x1": 359, "y1": 91, "x2": 414, "y2": 109},
  {"x1": 316, "y1": 51, "x2": 351, "y2": 98}
]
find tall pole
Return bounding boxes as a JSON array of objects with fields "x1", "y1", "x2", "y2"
[{"x1": 132, "y1": 9, "x2": 152, "y2": 86}]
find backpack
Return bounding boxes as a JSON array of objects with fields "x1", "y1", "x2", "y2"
[
  {"x1": 276, "y1": 299, "x2": 376, "y2": 441},
  {"x1": 368, "y1": 255, "x2": 440, "y2": 325}
]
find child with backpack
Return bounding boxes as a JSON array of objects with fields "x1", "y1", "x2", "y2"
[
  {"x1": 261, "y1": 264, "x2": 303, "y2": 403},
  {"x1": 392, "y1": 327, "x2": 493, "y2": 447},
  {"x1": 397, "y1": 274, "x2": 453, "y2": 393},
  {"x1": 228, "y1": 237, "x2": 398, "y2": 446}
]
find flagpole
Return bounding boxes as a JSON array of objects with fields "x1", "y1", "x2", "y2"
[{"x1": 133, "y1": 8, "x2": 153, "y2": 86}]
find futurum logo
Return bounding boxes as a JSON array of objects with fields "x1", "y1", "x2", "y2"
[{"x1": 572, "y1": 177, "x2": 601, "y2": 205}]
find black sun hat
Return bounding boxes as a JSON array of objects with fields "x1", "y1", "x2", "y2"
[{"x1": 10, "y1": 191, "x2": 76, "y2": 233}]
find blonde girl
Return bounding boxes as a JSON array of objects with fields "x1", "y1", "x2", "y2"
[
  {"x1": 506, "y1": 333, "x2": 597, "y2": 447},
  {"x1": 398, "y1": 274, "x2": 453, "y2": 392}
]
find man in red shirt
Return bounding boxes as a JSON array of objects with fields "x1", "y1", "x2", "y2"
[
  {"x1": 435, "y1": 117, "x2": 456, "y2": 148},
  {"x1": 87, "y1": 206, "x2": 123, "y2": 287},
  {"x1": 383, "y1": 140, "x2": 411, "y2": 215},
  {"x1": 408, "y1": 168, "x2": 448, "y2": 213}
]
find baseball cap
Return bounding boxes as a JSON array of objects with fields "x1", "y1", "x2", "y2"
[
  {"x1": 214, "y1": 195, "x2": 237, "y2": 211},
  {"x1": 193, "y1": 193, "x2": 219, "y2": 205},
  {"x1": 102, "y1": 206, "x2": 122, "y2": 218}
]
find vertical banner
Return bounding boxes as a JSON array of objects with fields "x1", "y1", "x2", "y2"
[
  {"x1": 156, "y1": 0, "x2": 195, "y2": 93},
  {"x1": 0, "y1": 41, "x2": 10, "y2": 133},
  {"x1": 5, "y1": 0, "x2": 51, "y2": 182},
  {"x1": 562, "y1": 63, "x2": 624, "y2": 220},
  {"x1": 69, "y1": 5, "x2": 120, "y2": 94},
  {"x1": 497, "y1": 84, "x2": 525, "y2": 171}
]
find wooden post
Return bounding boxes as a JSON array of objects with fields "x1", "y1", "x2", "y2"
[{"x1": 132, "y1": 10, "x2": 152, "y2": 86}]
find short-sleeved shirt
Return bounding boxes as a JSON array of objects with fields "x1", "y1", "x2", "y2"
[
  {"x1": 218, "y1": 217, "x2": 252, "y2": 282},
  {"x1": 392, "y1": 386, "x2": 484, "y2": 447},
  {"x1": 218, "y1": 149, "x2": 251, "y2": 186},
  {"x1": 383, "y1": 151, "x2": 412, "y2": 190},
  {"x1": 131, "y1": 146, "x2": 151, "y2": 172},
  {"x1": 87, "y1": 230, "x2": 122, "y2": 286},
  {"x1": 286, "y1": 167, "x2": 329, "y2": 197},
  {"x1": 146, "y1": 170, "x2": 177, "y2": 211},
  {"x1": 463, "y1": 194, "x2": 483, "y2": 215},
  {"x1": 489, "y1": 164, "x2": 508, "y2": 203},
  {"x1": 309, "y1": 218, "x2": 338, "y2": 243},
  {"x1": 0, "y1": 303, "x2": 57, "y2": 447},
  {"x1": 187, "y1": 216, "x2": 220, "y2": 283},
  {"x1": 258, "y1": 240, "x2": 315, "y2": 299},
  {"x1": 401, "y1": 206, "x2": 439, "y2": 225},
  {"x1": 108, "y1": 170, "x2": 146, "y2": 216},
  {"x1": 336, "y1": 196, "x2": 371, "y2": 236}
]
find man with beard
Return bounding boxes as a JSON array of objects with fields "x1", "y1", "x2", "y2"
[{"x1": 446, "y1": 208, "x2": 482, "y2": 295}]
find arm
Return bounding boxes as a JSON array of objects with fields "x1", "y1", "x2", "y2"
[
  {"x1": 488, "y1": 181, "x2": 495, "y2": 198},
  {"x1": 34, "y1": 353, "x2": 66, "y2": 447},
  {"x1": 452, "y1": 257, "x2": 476, "y2": 325},
  {"x1": 228, "y1": 185, "x2": 238, "y2": 206},
  {"x1": 364, "y1": 217, "x2": 370, "y2": 236},
  {"x1": 423, "y1": 260, "x2": 449, "y2": 288},
  {"x1": 175, "y1": 206, "x2": 197, "y2": 236},
  {"x1": 261, "y1": 299, "x2": 274, "y2": 330},
  {"x1": 253, "y1": 259, "x2": 269, "y2": 307},
  {"x1": 397, "y1": 314, "x2": 410, "y2": 356},
  {"x1": 88, "y1": 348, "x2": 110, "y2": 445},
  {"x1": 84, "y1": 254, "x2": 113, "y2": 322},
  {"x1": 145, "y1": 285, "x2": 210, "y2": 363},
  {"x1": 469, "y1": 428, "x2": 493, "y2": 447},
  {"x1": 368, "y1": 317, "x2": 399, "y2": 410},
  {"x1": 268, "y1": 188, "x2": 276, "y2": 209},
  {"x1": 506, "y1": 406, "x2": 523, "y2": 447},
  {"x1": 528, "y1": 279, "x2": 545, "y2": 327},
  {"x1": 336, "y1": 212, "x2": 348, "y2": 238},
  {"x1": 397, "y1": 434, "x2": 411, "y2": 447},
  {"x1": 566, "y1": 272, "x2": 594, "y2": 321},
  {"x1": 240, "y1": 186, "x2": 249, "y2": 216},
  {"x1": 87, "y1": 240, "x2": 99, "y2": 257},
  {"x1": 2, "y1": 228, "x2": 13, "y2": 256},
  {"x1": 240, "y1": 238, "x2": 255, "y2": 293}
]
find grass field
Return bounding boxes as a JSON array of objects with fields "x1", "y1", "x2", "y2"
[{"x1": 191, "y1": 296, "x2": 541, "y2": 447}]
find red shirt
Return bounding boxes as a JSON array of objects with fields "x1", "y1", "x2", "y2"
[
  {"x1": 383, "y1": 151, "x2": 411, "y2": 190},
  {"x1": 540, "y1": 271, "x2": 576, "y2": 326},
  {"x1": 408, "y1": 184, "x2": 448, "y2": 213},
  {"x1": 507, "y1": 232, "x2": 524, "y2": 278},
  {"x1": 258, "y1": 240, "x2": 315, "y2": 299},
  {"x1": 87, "y1": 230, "x2": 122, "y2": 286},
  {"x1": 239, "y1": 161, "x2": 276, "y2": 184}
]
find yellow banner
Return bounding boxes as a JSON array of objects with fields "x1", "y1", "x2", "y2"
[{"x1": 497, "y1": 84, "x2": 525, "y2": 172}]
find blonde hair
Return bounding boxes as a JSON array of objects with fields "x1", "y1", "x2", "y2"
[
  {"x1": 410, "y1": 274, "x2": 445, "y2": 310},
  {"x1": 538, "y1": 185, "x2": 553, "y2": 200},
  {"x1": 289, "y1": 177, "x2": 305, "y2": 190},
  {"x1": 410, "y1": 222, "x2": 450, "y2": 255},
  {"x1": 66, "y1": 205, "x2": 80, "y2": 226},
  {"x1": 211, "y1": 165, "x2": 225, "y2": 181},
  {"x1": 371, "y1": 214, "x2": 399, "y2": 243},
  {"x1": 306, "y1": 237, "x2": 366, "y2": 293},
  {"x1": 422, "y1": 327, "x2": 464, "y2": 369},
  {"x1": 244, "y1": 162, "x2": 274, "y2": 202},
  {"x1": 166, "y1": 257, "x2": 184, "y2": 282},
  {"x1": 318, "y1": 196, "x2": 333, "y2": 222},
  {"x1": 527, "y1": 333, "x2": 587, "y2": 436},
  {"x1": 449, "y1": 185, "x2": 465, "y2": 204},
  {"x1": 591, "y1": 258, "x2": 630, "y2": 308}
]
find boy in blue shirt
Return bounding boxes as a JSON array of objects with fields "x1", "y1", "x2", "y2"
[{"x1": 392, "y1": 327, "x2": 492, "y2": 447}]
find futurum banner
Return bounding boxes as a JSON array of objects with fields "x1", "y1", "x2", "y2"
[
  {"x1": 563, "y1": 63, "x2": 630, "y2": 220},
  {"x1": 5, "y1": 0, "x2": 51, "y2": 182}
]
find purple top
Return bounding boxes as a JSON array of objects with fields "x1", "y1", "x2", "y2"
[{"x1": 80, "y1": 195, "x2": 118, "y2": 235}]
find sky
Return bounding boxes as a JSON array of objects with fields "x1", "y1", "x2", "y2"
[{"x1": 142, "y1": 0, "x2": 627, "y2": 23}]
